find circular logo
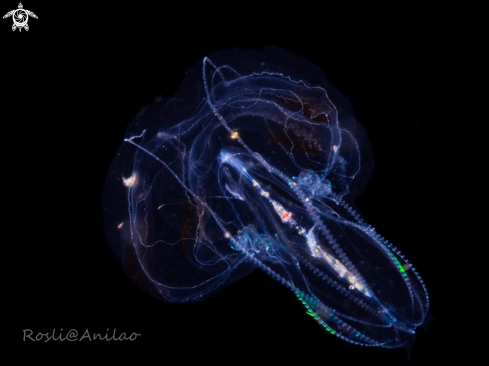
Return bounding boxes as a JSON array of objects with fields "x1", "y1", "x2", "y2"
[{"x1": 12, "y1": 9, "x2": 28, "y2": 27}]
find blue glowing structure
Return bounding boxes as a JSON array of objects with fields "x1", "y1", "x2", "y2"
[{"x1": 102, "y1": 46, "x2": 429, "y2": 349}]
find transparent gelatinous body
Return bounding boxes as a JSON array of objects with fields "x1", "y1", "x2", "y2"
[{"x1": 102, "y1": 46, "x2": 429, "y2": 349}]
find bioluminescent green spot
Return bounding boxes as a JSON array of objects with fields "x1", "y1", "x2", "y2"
[
  {"x1": 295, "y1": 293, "x2": 337, "y2": 336},
  {"x1": 384, "y1": 246, "x2": 408, "y2": 277}
]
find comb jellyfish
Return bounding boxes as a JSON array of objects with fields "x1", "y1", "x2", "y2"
[{"x1": 102, "y1": 46, "x2": 430, "y2": 351}]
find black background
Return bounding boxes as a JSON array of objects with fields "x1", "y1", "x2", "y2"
[{"x1": 2, "y1": 2, "x2": 478, "y2": 363}]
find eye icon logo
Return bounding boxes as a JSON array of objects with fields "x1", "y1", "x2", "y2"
[{"x1": 3, "y1": 3, "x2": 37, "y2": 32}]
